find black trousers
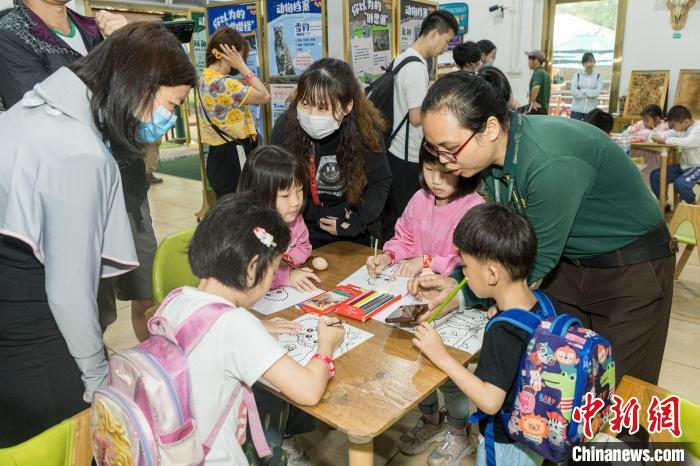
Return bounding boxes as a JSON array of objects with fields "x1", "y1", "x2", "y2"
[
  {"x1": 0, "y1": 236, "x2": 88, "y2": 447},
  {"x1": 206, "y1": 137, "x2": 258, "y2": 200},
  {"x1": 542, "y1": 255, "x2": 675, "y2": 385},
  {"x1": 380, "y1": 153, "x2": 419, "y2": 245}
]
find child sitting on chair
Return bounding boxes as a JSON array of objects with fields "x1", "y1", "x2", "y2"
[
  {"x1": 626, "y1": 104, "x2": 669, "y2": 185},
  {"x1": 651, "y1": 105, "x2": 700, "y2": 205}
]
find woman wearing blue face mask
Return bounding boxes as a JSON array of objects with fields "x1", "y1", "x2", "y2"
[
  {"x1": 0, "y1": 22, "x2": 195, "y2": 447},
  {"x1": 270, "y1": 58, "x2": 392, "y2": 247}
]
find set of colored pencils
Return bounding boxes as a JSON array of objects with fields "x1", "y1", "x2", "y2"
[{"x1": 345, "y1": 289, "x2": 397, "y2": 316}]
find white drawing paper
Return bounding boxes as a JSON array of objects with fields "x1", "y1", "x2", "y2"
[
  {"x1": 253, "y1": 286, "x2": 323, "y2": 316},
  {"x1": 277, "y1": 313, "x2": 374, "y2": 365}
]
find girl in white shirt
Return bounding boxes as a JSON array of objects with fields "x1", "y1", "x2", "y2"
[
  {"x1": 570, "y1": 52, "x2": 603, "y2": 120},
  {"x1": 160, "y1": 193, "x2": 345, "y2": 465}
]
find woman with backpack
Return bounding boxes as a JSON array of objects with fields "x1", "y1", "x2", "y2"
[
  {"x1": 0, "y1": 23, "x2": 196, "y2": 447},
  {"x1": 198, "y1": 27, "x2": 270, "y2": 199},
  {"x1": 270, "y1": 58, "x2": 392, "y2": 248},
  {"x1": 569, "y1": 52, "x2": 603, "y2": 121}
]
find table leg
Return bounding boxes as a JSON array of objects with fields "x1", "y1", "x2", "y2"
[
  {"x1": 659, "y1": 148, "x2": 668, "y2": 211},
  {"x1": 348, "y1": 436, "x2": 373, "y2": 466}
]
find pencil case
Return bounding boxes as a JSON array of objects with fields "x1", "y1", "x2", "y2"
[{"x1": 296, "y1": 284, "x2": 368, "y2": 316}]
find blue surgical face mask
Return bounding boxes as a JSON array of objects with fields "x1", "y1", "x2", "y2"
[{"x1": 137, "y1": 105, "x2": 177, "y2": 143}]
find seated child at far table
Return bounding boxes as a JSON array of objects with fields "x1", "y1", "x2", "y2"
[
  {"x1": 650, "y1": 105, "x2": 700, "y2": 204},
  {"x1": 160, "y1": 192, "x2": 345, "y2": 466},
  {"x1": 411, "y1": 203, "x2": 547, "y2": 466},
  {"x1": 366, "y1": 146, "x2": 483, "y2": 278},
  {"x1": 583, "y1": 109, "x2": 614, "y2": 135},
  {"x1": 238, "y1": 145, "x2": 320, "y2": 292},
  {"x1": 626, "y1": 104, "x2": 669, "y2": 184}
]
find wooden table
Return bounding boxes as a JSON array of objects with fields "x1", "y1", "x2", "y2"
[
  {"x1": 630, "y1": 142, "x2": 680, "y2": 210},
  {"x1": 254, "y1": 241, "x2": 474, "y2": 466}
]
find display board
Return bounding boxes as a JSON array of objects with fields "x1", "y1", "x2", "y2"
[
  {"x1": 344, "y1": 0, "x2": 395, "y2": 85},
  {"x1": 675, "y1": 69, "x2": 700, "y2": 118},
  {"x1": 190, "y1": 10, "x2": 207, "y2": 75},
  {"x1": 270, "y1": 83, "x2": 297, "y2": 130},
  {"x1": 441, "y1": 2, "x2": 469, "y2": 51},
  {"x1": 205, "y1": 1, "x2": 265, "y2": 140},
  {"x1": 265, "y1": 0, "x2": 325, "y2": 78},
  {"x1": 623, "y1": 70, "x2": 670, "y2": 117},
  {"x1": 397, "y1": 0, "x2": 437, "y2": 79}
]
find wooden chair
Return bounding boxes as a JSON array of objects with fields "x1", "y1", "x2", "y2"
[{"x1": 668, "y1": 203, "x2": 700, "y2": 279}]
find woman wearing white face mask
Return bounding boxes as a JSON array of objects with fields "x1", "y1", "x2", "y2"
[
  {"x1": 270, "y1": 58, "x2": 392, "y2": 247},
  {"x1": 0, "y1": 23, "x2": 195, "y2": 447}
]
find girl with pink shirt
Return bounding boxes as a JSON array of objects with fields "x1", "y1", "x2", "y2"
[
  {"x1": 367, "y1": 147, "x2": 484, "y2": 277},
  {"x1": 626, "y1": 104, "x2": 669, "y2": 185},
  {"x1": 237, "y1": 145, "x2": 320, "y2": 291}
]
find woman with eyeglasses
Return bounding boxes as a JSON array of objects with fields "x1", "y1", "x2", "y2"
[{"x1": 408, "y1": 71, "x2": 675, "y2": 388}]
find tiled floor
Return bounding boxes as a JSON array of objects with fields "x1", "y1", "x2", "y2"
[{"x1": 104, "y1": 174, "x2": 700, "y2": 465}]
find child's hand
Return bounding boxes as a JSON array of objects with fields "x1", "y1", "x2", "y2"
[
  {"x1": 396, "y1": 257, "x2": 423, "y2": 278},
  {"x1": 290, "y1": 268, "x2": 321, "y2": 292},
  {"x1": 651, "y1": 134, "x2": 666, "y2": 144},
  {"x1": 366, "y1": 253, "x2": 391, "y2": 276},
  {"x1": 408, "y1": 274, "x2": 459, "y2": 320},
  {"x1": 317, "y1": 316, "x2": 345, "y2": 353},
  {"x1": 263, "y1": 317, "x2": 302, "y2": 339},
  {"x1": 412, "y1": 322, "x2": 449, "y2": 363}
]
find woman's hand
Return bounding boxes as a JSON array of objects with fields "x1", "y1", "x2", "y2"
[
  {"x1": 289, "y1": 268, "x2": 321, "y2": 292},
  {"x1": 412, "y1": 322, "x2": 450, "y2": 365},
  {"x1": 263, "y1": 317, "x2": 302, "y2": 339},
  {"x1": 317, "y1": 316, "x2": 345, "y2": 353},
  {"x1": 366, "y1": 253, "x2": 392, "y2": 277},
  {"x1": 219, "y1": 43, "x2": 250, "y2": 76},
  {"x1": 319, "y1": 217, "x2": 338, "y2": 236},
  {"x1": 408, "y1": 274, "x2": 460, "y2": 321},
  {"x1": 396, "y1": 257, "x2": 423, "y2": 278}
]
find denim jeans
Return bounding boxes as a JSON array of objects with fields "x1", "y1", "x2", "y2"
[
  {"x1": 650, "y1": 164, "x2": 700, "y2": 204},
  {"x1": 418, "y1": 379, "x2": 470, "y2": 428}
]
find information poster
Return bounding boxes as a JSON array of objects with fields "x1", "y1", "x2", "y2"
[
  {"x1": 441, "y1": 2, "x2": 468, "y2": 39},
  {"x1": 346, "y1": 0, "x2": 394, "y2": 84},
  {"x1": 206, "y1": 1, "x2": 265, "y2": 140},
  {"x1": 191, "y1": 11, "x2": 207, "y2": 75},
  {"x1": 270, "y1": 84, "x2": 297, "y2": 129},
  {"x1": 266, "y1": 0, "x2": 324, "y2": 78},
  {"x1": 398, "y1": 0, "x2": 437, "y2": 79}
]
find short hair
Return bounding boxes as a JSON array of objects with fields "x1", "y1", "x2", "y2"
[
  {"x1": 476, "y1": 39, "x2": 496, "y2": 56},
  {"x1": 419, "y1": 10, "x2": 459, "y2": 37},
  {"x1": 237, "y1": 145, "x2": 309, "y2": 212},
  {"x1": 641, "y1": 104, "x2": 664, "y2": 120},
  {"x1": 667, "y1": 105, "x2": 693, "y2": 122},
  {"x1": 581, "y1": 52, "x2": 596, "y2": 64},
  {"x1": 417, "y1": 143, "x2": 481, "y2": 201},
  {"x1": 206, "y1": 26, "x2": 250, "y2": 67},
  {"x1": 453, "y1": 41, "x2": 482, "y2": 69},
  {"x1": 188, "y1": 192, "x2": 290, "y2": 290},
  {"x1": 453, "y1": 203, "x2": 537, "y2": 281},
  {"x1": 584, "y1": 109, "x2": 614, "y2": 134}
]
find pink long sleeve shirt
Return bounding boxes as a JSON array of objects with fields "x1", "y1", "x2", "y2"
[
  {"x1": 383, "y1": 189, "x2": 484, "y2": 275},
  {"x1": 271, "y1": 215, "x2": 312, "y2": 288},
  {"x1": 626, "y1": 120, "x2": 668, "y2": 141}
]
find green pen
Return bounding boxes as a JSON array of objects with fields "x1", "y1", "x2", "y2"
[{"x1": 425, "y1": 277, "x2": 469, "y2": 324}]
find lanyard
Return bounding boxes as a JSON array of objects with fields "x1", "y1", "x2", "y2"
[
  {"x1": 494, "y1": 113, "x2": 526, "y2": 214},
  {"x1": 308, "y1": 144, "x2": 321, "y2": 206}
]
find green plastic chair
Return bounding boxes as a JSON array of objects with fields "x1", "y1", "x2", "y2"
[
  {"x1": 669, "y1": 203, "x2": 700, "y2": 280},
  {"x1": 152, "y1": 228, "x2": 199, "y2": 304},
  {"x1": 0, "y1": 409, "x2": 92, "y2": 466},
  {"x1": 680, "y1": 398, "x2": 700, "y2": 459}
]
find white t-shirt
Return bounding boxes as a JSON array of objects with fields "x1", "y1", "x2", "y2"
[
  {"x1": 160, "y1": 287, "x2": 286, "y2": 465},
  {"x1": 662, "y1": 122, "x2": 700, "y2": 170},
  {"x1": 389, "y1": 47, "x2": 429, "y2": 163},
  {"x1": 53, "y1": 20, "x2": 88, "y2": 56}
]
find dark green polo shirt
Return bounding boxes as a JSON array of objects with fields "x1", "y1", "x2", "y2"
[
  {"x1": 460, "y1": 112, "x2": 663, "y2": 308},
  {"x1": 529, "y1": 66, "x2": 551, "y2": 114}
]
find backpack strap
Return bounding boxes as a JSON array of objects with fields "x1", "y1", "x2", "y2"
[
  {"x1": 485, "y1": 309, "x2": 542, "y2": 334},
  {"x1": 551, "y1": 314, "x2": 583, "y2": 337},
  {"x1": 532, "y1": 290, "x2": 557, "y2": 319},
  {"x1": 174, "y1": 301, "x2": 234, "y2": 355},
  {"x1": 469, "y1": 411, "x2": 497, "y2": 466},
  {"x1": 148, "y1": 288, "x2": 186, "y2": 341},
  {"x1": 388, "y1": 55, "x2": 423, "y2": 158}
]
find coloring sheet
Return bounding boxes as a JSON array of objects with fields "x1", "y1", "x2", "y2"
[
  {"x1": 253, "y1": 286, "x2": 324, "y2": 316},
  {"x1": 278, "y1": 313, "x2": 374, "y2": 365}
]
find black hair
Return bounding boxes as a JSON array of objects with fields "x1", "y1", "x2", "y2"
[
  {"x1": 453, "y1": 41, "x2": 482, "y2": 69},
  {"x1": 476, "y1": 39, "x2": 496, "y2": 56},
  {"x1": 667, "y1": 105, "x2": 693, "y2": 122},
  {"x1": 584, "y1": 109, "x2": 614, "y2": 134},
  {"x1": 189, "y1": 192, "x2": 290, "y2": 290},
  {"x1": 453, "y1": 203, "x2": 537, "y2": 281},
  {"x1": 237, "y1": 145, "x2": 309, "y2": 212},
  {"x1": 419, "y1": 10, "x2": 459, "y2": 37},
  {"x1": 69, "y1": 22, "x2": 196, "y2": 162},
  {"x1": 640, "y1": 104, "x2": 664, "y2": 120},
  {"x1": 418, "y1": 143, "x2": 481, "y2": 201},
  {"x1": 479, "y1": 66, "x2": 512, "y2": 105},
  {"x1": 422, "y1": 72, "x2": 510, "y2": 132},
  {"x1": 581, "y1": 52, "x2": 596, "y2": 64}
]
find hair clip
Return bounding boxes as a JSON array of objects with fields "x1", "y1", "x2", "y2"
[
  {"x1": 253, "y1": 227, "x2": 277, "y2": 248},
  {"x1": 213, "y1": 48, "x2": 223, "y2": 60}
]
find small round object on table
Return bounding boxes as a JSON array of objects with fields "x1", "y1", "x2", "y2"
[{"x1": 312, "y1": 257, "x2": 328, "y2": 271}]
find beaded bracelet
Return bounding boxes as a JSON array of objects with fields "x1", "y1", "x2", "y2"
[{"x1": 311, "y1": 353, "x2": 336, "y2": 378}]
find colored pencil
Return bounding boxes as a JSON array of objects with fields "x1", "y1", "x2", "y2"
[
  {"x1": 360, "y1": 293, "x2": 389, "y2": 310},
  {"x1": 426, "y1": 277, "x2": 469, "y2": 324},
  {"x1": 329, "y1": 320, "x2": 345, "y2": 328},
  {"x1": 363, "y1": 294, "x2": 396, "y2": 314},
  {"x1": 346, "y1": 290, "x2": 375, "y2": 307},
  {"x1": 372, "y1": 238, "x2": 379, "y2": 279}
]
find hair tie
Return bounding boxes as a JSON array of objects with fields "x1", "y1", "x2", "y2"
[
  {"x1": 213, "y1": 49, "x2": 223, "y2": 60},
  {"x1": 253, "y1": 227, "x2": 277, "y2": 248}
]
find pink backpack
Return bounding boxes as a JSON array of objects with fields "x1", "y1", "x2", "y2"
[{"x1": 91, "y1": 288, "x2": 271, "y2": 465}]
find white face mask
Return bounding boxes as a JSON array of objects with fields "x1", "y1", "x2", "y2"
[{"x1": 297, "y1": 108, "x2": 341, "y2": 140}]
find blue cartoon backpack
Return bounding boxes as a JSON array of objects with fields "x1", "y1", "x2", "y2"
[{"x1": 471, "y1": 291, "x2": 616, "y2": 464}]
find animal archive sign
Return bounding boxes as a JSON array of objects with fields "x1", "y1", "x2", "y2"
[{"x1": 266, "y1": 0, "x2": 324, "y2": 77}]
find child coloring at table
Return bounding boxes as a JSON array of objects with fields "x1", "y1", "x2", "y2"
[
  {"x1": 238, "y1": 145, "x2": 320, "y2": 291},
  {"x1": 626, "y1": 104, "x2": 668, "y2": 141},
  {"x1": 366, "y1": 146, "x2": 483, "y2": 278},
  {"x1": 411, "y1": 203, "x2": 546, "y2": 466},
  {"x1": 159, "y1": 193, "x2": 345, "y2": 465}
]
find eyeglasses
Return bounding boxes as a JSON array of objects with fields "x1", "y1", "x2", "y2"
[{"x1": 422, "y1": 131, "x2": 477, "y2": 163}]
